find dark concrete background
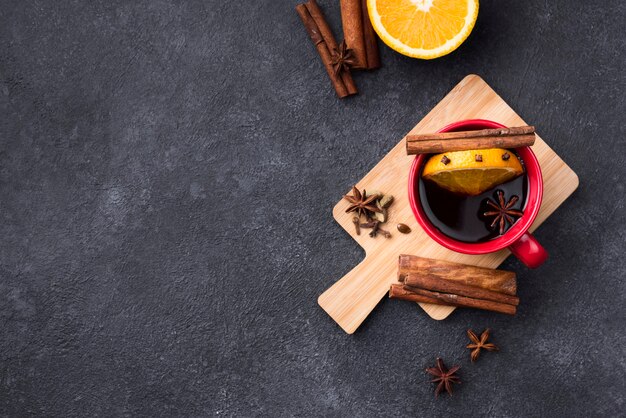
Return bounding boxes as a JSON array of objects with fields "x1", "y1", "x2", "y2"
[{"x1": 1, "y1": 0, "x2": 624, "y2": 416}]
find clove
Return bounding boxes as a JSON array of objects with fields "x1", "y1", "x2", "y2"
[
  {"x1": 360, "y1": 220, "x2": 391, "y2": 238},
  {"x1": 368, "y1": 221, "x2": 380, "y2": 237},
  {"x1": 360, "y1": 221, "x2": 378, "y2": 229}
]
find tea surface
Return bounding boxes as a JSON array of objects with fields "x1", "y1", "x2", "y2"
[{"x1": 418, "y1": 170, "x2": 528, "y2": 243}]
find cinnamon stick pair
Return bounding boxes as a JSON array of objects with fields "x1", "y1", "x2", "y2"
[
  {"x1": 390, "y1": 255, "x2": 519, "y2": 315},
  {"x1": 390, "y1": 285, "x2": 517, "y2": 316},
  {"x1": 405, "y1": 126, "x2": 536, "y2": 155},
  {"x1": 296, "y1": 1, "x2": 358, "y2": 98},
  {"x1": 340, "y1": 0, "x2": 380, "y2": 70}
]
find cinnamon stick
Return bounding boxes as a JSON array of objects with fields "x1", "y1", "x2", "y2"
[
  {"x1": 398, "y1": 285, "x2": 517, "y2": 316},
  {"x1": 398, "y1": 255, "x2": 517, "y2": 295},
  {"x1": 340, "y1": 0, "x2": 367, "y2": 69},
  {"x1": 305, "y1": 0, "x2": 358, "y2": 95},
  {"x1": 389, "y1": 284, "x2": 453, "y2": 306},
  {"x1": 402, "y1": 273, "x2": 519, "y2": 306},
  {"x1": 405, "y1": 126, "x2": 536, "y2": 155},
  {"x1": 296, "y1": 2, "x2": 357, "y2": 98},
  {"x1": 360, "y1": 0, "x2": 380, "y2": 69},
  {"x1": 409, "y1": 126, "x2": 535, "y2": 142}
]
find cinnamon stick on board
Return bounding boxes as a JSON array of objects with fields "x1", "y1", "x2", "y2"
[
  {"x1": 390, "y1": 284, "x2": 517, "y2": 316},
  {"x1": 389, "y1": 284, "x2": 453, "y2": 307},
  {"x1": 397, "y1": 255, "x2": 517, "y2": 296},
  {"x1": 340, "y1": 0, "x2": 367, "y2": 69},
  {"x1": 360, "y1": 0, "x2": 380, "y2": 69},
  {"x1": 402, "y1": 273, "x2": 520, "y2": 306},
  {"x1": 405, "y1": 126, "x2": 536, "y2": 155},
  {"x1": 296, "y1": 2, "x2": 357, "y2": 98}
]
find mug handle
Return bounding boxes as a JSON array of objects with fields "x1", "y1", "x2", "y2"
[{"x1": 508, "y1": 232, "x2": 548, "y2": 269}]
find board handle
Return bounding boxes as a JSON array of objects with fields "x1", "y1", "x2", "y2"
[{"x1": 318, "y1": 258, "x2": 393, "y2": 334}]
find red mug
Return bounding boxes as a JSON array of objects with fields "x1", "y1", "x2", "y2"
[{"x1": 408, "y1": 119, "x2": 548, "y2": 268}]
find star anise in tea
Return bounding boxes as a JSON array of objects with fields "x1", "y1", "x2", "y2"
[
  {"x1": 330, "y1": 40, "x2": 356, "y2": 76},
  {"x1": 484, "y1": 190, "x2": 524, "y2": 235},
  {"x1": 343, "y1": 186, "x2": 382, "y2": 219},
  {"x1": 466, "y1": 328, "x2": 499, "y2": 362},
  {"x1": 425, "y1": 358, "x2": 461, "y2": 397}
]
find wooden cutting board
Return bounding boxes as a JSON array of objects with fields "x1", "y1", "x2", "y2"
[{"x1": 318, "y1": 74, "x2": 579, "y2": 334}]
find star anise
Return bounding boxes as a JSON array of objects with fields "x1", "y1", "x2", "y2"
[
  {"x1": 330, "y1": 40, "x2": 356, "y2": 76},
  {"x1": 466, "y1": 329, "x2": 499, "y2": 362},
  {"x1": 483, "y1": 190, "x2": 524, "y2": 235},
  {"x1": 343, "y1": 186, "x2": 382, "y2": 218},
  {"x1": 425, "y1": 358, "x2": 461, "y2": 397}
]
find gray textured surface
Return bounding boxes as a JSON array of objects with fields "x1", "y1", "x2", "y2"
[{"x1": 1, "y1": 0, "x2": 625, "y2": 416}]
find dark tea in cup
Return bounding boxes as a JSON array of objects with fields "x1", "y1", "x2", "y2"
[{"x1": 418, "y1": 152, "x2": 528, "y2": 243}]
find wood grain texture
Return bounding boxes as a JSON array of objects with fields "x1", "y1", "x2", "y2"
[{"x1": 318, "y1": 75, "x2": 579, "y2": 334}]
